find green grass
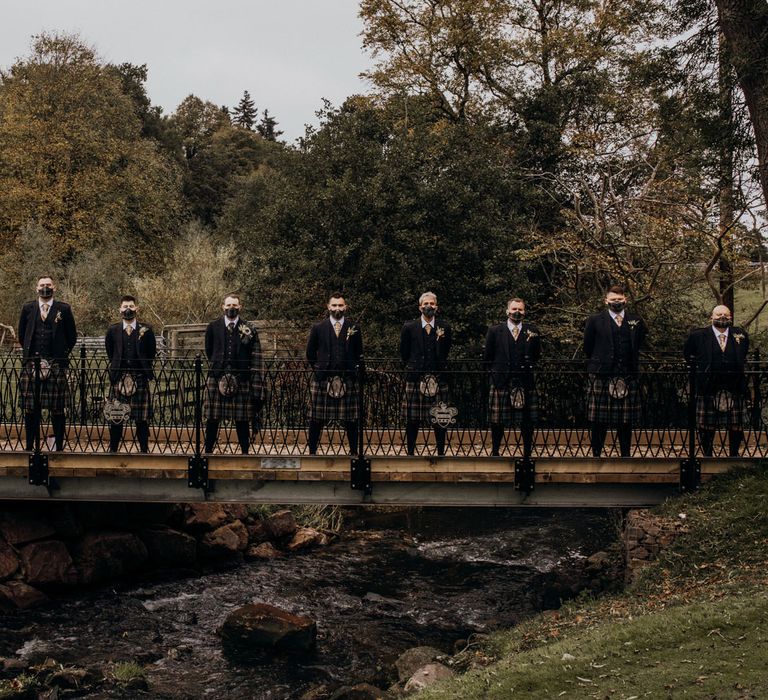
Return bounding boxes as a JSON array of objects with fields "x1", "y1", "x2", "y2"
[
  {"x1": 417, "y1": 463, "x2": 768, "y2": 699},
  {"x1": 110, "y1": 661, "x2": 145, "y2": 684}
]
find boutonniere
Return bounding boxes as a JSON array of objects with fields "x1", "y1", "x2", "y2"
[
  {"x1": 346, "y1": 326, "x2": 358, "y2": 338},
  {"x1": 239, "y1": 323, "x2": 253, "y2": 341},
  {"x1": 627, "y1": 319, "x2": 640, "y2": 328},
  {"x1": 436, "y1": 327, "x2": 445, "y2": 340},
  {"x1": 526, "y1": 329, "x2": 538, "y2": 340},
  {"x1": 138, "y1": 326, "x2": 148, "y2": 339},
  {"x1": 733, "y1": 333, "x2": 745, "y2": 344},
  {"x1": 54, "y1": 311, "x2": 62, "y2": 324}
]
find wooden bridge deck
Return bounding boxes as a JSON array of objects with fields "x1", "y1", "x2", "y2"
[{"x1": 0, "y1": 450, "x2": 758, "y2": 507}]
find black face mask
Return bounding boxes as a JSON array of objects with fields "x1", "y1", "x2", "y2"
[
  {"x1": 225, "y1": 308, "x2": 239, "y2": 319},
  {"x1": 121, "y1": 308, "x2": 136, "y2": 320},
  {"x1": 38, "y1": 286, "x2": 54, "y2": 299},
  {"x1": 421, "y1": 306, "x2": 436, "y2": 319},
  {"x1": 508, "y1": 311, "x2": 524, "y2": 322},
  {"x1": 330, "y1": 309, "x2": 344, "y2": 320},
  {"x1": 713, "y1": 317, "x2": 731, "y2": 329},
  {"x1": 608, "y1": 301, "x2": 625, "y2": 313}
]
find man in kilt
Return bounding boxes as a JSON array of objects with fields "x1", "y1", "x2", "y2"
[
  {"x1": 683, "y1": 305, "x2": 750, "y2": 457},
  {"x1": 400, "y1": 292, "x2": 453, "y2": 456},
  {"x1": 305, "y1": 292, "x2": 364, "y2": 455},
  {"x1": 584, "y1": 285, "x2": 647, "y2": 457},
  {"x1": 104, "y1": 296, "x2": 156, "y2": 453},
  {"x1": 483, "y1": 298, "x2": 541, "y2": 457},
  {"x1": 18, "y1": 275, "x2": 77, "y2": 451},
  {"x1": 203, "y1": 294, "x2": 264, "y2": 454}
]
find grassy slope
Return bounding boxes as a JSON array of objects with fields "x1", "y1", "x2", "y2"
[{"x1": 419, "y1": 464, "x2": 768, "y2": 699}]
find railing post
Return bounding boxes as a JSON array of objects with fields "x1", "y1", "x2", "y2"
[
  {"x1": 28, "y1": 353, "x2": 48, "y2": 486},
  {"x1": 188, "y1": 353, "x2": 208, "y2": 490},
  {"x1": 751, "y1": 349, "x2": 762, "y2": 431},
  {"x1": 79, "y1": 344, "x2": 87, "y2": 424},
  {"x1": 680, "y1": 357, "x2": 700, "y2": 492},
  {"x1": 351, "y1": 358, "x2": 371, "y2": 496}
]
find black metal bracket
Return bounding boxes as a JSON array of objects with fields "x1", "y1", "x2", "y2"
[
  {"x1": 188, "y1": 456, "x2": 209, "y2": 490},
  {"x1": 680, "y1": 458, "x2": 701, "y2": 493},
  {"x1": 28, "y1": 453, "x2": 49, "y2": 487},
  {"x1": 515, "y1": 458, "x2": 535, "y2": 493},
  {"x1": 351, "y1": 457, "x2": 372, "y2": 495}
]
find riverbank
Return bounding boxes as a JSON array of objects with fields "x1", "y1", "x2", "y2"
[{"x1": 418, "y1": 463, "x2": 768, "y2": 699}]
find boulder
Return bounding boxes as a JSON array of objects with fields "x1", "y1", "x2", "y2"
[
  {"x1": 74, "y1": 532, "x2": 148, "y2": 584},
  {"x1": 245, "y1": 542, "x2": 284, "y2": 560},
  {"x1": 220, "y1": 603, "x2": 316, "y2": 652},
  {"x1": 0, "y1": 539, "x2": 19, "y2": 580},
  {"x1": 403, "y1": 663, "x2": 455, "y2": 694},
  {"x1": 329, "y1": 683, "x2": 388, "y2": 699},
  {"x1": 586, "y1": 551, "x2": 610, "y2": 569},
  {"x1": 200, "y1": 521, "x2": 249, "y2": 558},
  {"x1": 139, "y1": 527, "x2": 197, "y2": 567},
  {"x1": 287, "y1": 527, "x2": 328, "y2": 552},
  {"x1": 0, "y1": 509, "x2": 56, "y2": 545},
  {"x1": 246, "y1": 520, "x2": 270, "y2": 544},
  {"x1": 224, "y1": 504, "x2": 249, "y2": 521},
  {"x1": 0, "y1": 581, "x2": 49, "y2": 609},
  {"x1": 183, "y1": 503, "x2": 229, "y2": 533},
  {"x1": 19, "y1": 540, "x2": 77, "y2": 586},
  {"x1": 264, "y1": 510, "x2": 298, "y2": 540},
  {"x1": 395, "y1": 647, "x2": 443, "y2": 683}
]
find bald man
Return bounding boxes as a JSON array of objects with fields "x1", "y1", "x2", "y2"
[{"x1": 683, "y1": 305, "x2": 750, "y2": 457}]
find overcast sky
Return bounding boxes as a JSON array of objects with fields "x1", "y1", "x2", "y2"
[{"x1": 1, "y1": 0, "x2": 374, "y2": 142}]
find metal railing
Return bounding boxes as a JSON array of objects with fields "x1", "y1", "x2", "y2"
[{"x1": 1, "y1": 350, "x2": 765, "y2": 477}]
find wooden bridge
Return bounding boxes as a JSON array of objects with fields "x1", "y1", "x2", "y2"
[
  {"x1": 0, "y1": 438, "x2": 757, "y2": 507},
  {"x1": 0, "y1": 354, "x2": 763, "y2": 507}
]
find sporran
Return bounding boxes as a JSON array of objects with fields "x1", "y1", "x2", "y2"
[
  {"x1": 608, "y1": 376, "x2": 629, "y2": 400},
  {"x1": 714, "y1": 389, "x2": 734, "y2": 413},
  {"x1": 420, "y1": 374, "x2": 439, "y2": 398},
  {"x1": 327, "y1": 375, "x2": 346, "y2": 399},
  {"x1": 218, "y1": 373, "x2": 239, "y2": 397},
  {"x1": 510, "y1": 386, "x2": 525, "y2": 410},
  {"x1": 116, "y1": 373, "x2": 137, "y2": 397}
]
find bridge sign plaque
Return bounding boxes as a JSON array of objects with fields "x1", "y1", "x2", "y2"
[
  {"x1": 429, "y1": 402, "x2": 458, "y2": 429},
  {"x1": 261, "y1": 457, "x2": 301, "y2": 469}
]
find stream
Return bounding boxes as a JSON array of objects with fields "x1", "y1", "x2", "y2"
[{"x1": 0, "y1": 507, "x2": 618, "y2": 698}]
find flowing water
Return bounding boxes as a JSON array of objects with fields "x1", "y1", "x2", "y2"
[{"x1": 0, "y1": 507, "x2": 618, "y2": 698}]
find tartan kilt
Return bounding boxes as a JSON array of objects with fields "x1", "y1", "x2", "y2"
[
  {"x1": 19, "y1": 363, "x2": 69, "y2": 415},
  {"x1": 309, "y1": 376, "x2": 359, "y2": 422},
  {"x1": 696, "y1": 392, "x2": 749, "y2": 429},
  {"x1": 401, "y1": 379, "x2": 450, "y2": 423},
  {"x1": 204, "y1": 375, "x2": 253, "y2": 422},
  {"x1": 108, "y1": 374, "x2": 152, "y2": 422},
  {"x1": 586, "y1": 376, "x2": 641, "y2": 424},
  {"x1": 488, "y1": 386, "x2": 538, "y2": 426}
]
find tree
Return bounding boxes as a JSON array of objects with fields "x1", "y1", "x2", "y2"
[
  {"x1": 219, "y1": 96, "x2": 537, "y2": 353},
  {"x1": 257, "y1": 109, "x2": 283, "y2": 141},
  {"x1": 132, "y1": 222, "x2": 241, "y2": 326},
  {"x1": 0, "y1": 33, "x2": 183, "y2": 261},
  {"x1": 169, "y1": 94, "x2": 231, "y2": 159},
  {"x1": 232, "y1": 90, "x2": 258, "y2": 130},
  {"x1": 715, "y1": 0, "x2": 768, "y2": 211}
]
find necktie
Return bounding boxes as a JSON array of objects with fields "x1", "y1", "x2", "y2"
[
  {"x1": 425, "y1": 324, "x2": 432, "y2": 335},
  {"x1": 41, "y1": 303, "x2": 49, "y2": 321},
  {"x1": 512, "y1": 326, "x2": 520, "y2": 341},
  {"x1": 719, "y1": 333, "x2": 727, "y2": 351},
  {"x1": 334, "y1": 321, "x2": 341, "y2": 337},
  {"x1": 227, "y1": 323, "x2": 234, "y2": 334},
  {"x1": 615, "y1": 315, "x2": 623, "y2": 327},
  {"x1": 125, "y1": 325, "x2": 133, "y2": 336}
]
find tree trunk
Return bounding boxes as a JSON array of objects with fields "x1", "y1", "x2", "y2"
[
  {"x1": 718, "y1": 31, "x2": 736, "y2": 315},
  {"x1": 715, "y1": 0, "x2": 768, "y2": 211}
]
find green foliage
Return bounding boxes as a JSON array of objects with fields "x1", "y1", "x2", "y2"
[
  {"x1": 0, "y1": 33, "x2": 183, "y2": 260},
  {"x1": 232, "y1": 90, "x2": 257, "y2": 130},
  {"x1": 220, "y1": 96, "x2": 538, "y2": 354}
]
